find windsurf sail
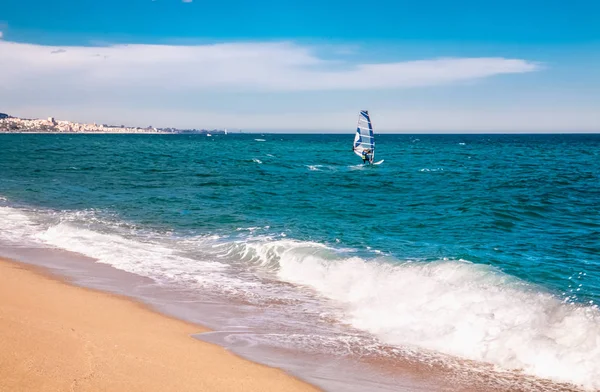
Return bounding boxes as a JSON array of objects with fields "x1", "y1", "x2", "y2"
[{"x1": 353, "y1": 110, "x2": 375, "y2": 162}]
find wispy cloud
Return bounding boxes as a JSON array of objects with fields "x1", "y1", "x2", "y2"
[
  {"x1": 0, "y1": 31, "x2": 3, "y2": 39},
  {"x1": 0, "y1": 40, "x2": 556, "y2": 131},
  {"x1": 0, "y1": 41, "x2": 538, "y2": 93}
]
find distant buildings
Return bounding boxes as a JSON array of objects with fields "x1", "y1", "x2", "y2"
[
  {"x1": 0, "y1": 116, "x2": 164, "y2": 133},
  {"x1": 0, "y1": 114, "x2": 231, "y2": 135}
]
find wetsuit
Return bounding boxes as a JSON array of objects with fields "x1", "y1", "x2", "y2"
[{"x1": 362, "y1": 151, "x2": 372, "y2": 164}]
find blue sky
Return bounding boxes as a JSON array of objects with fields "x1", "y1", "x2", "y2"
[{"x1": 0, "y1": 0, "x2": 598, "y2": 131}]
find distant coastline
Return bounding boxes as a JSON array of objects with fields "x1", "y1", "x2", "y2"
[{"x1": 0, "y1": 113, "x2": 229, "y2": 135}]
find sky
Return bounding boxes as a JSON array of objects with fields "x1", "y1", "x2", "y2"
[{"x1": 0, "y1": 0, "x2": 599, "y2": 132}]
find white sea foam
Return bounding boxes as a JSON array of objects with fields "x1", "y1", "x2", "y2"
[
  {"x1": 237, "y1": 240, "x2": 600, "y2": 390},
  {"x1": 236, "y1": 226, "x2": 261, "y2": 232},
  {"x1": 34, "y1": 222, "x2": 262, "y2": 295},
  {"x1": 252, "y1": 158, "x2": 263, "y2": 164},
  {"x1": 1, "y1": 204, "x2": 599, "y2": 389},
  {"x1": 0, "y1": 205, "x2": 255, "y2": 294},
  {"x1": 349, "y1": 164, "x2": 366, "y2": 170},
  {"x1": 0, "y1": 206, "x2": 44, "y2": 245}
]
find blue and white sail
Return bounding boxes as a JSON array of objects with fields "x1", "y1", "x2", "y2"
[{"x1": 353, "y1": 110, "x2": 375, "y2": 160}]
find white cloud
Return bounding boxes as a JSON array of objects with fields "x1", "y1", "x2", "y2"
[
  {"x1": 1, "y1": 40, "x2": 572, "y2": 131},
  {"x1": 0, "y1": 41, "x2": 537, "y2": 93}
]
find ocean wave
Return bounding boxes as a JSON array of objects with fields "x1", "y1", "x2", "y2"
[
  {"x1": 215, "y1": 238, "x2": 600, "y2": 390},
  {"x1": 0, "y1": 206, "x2": 45, "y2": 245},
  {"x1": 1, "y1": 204, "x2": 599, "y2": 389},
  {"x1": 306, "y1": 165, "x2": 339, "y2": 172},
  {"x1": 35, "y1": 222, "x2": 271, "y2": 298}
]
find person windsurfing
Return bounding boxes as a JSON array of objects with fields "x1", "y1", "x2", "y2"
[
  {"x1": 361, "y1": 149, "x2": 373, "y2": 164},
  {"x1": 352, "y1": 110, "x2": 383, "y2": 165}
]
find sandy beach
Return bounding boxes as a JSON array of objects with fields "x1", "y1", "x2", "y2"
[{"x1": 0, "y1": 258, "x2": 319, "y2": 392}]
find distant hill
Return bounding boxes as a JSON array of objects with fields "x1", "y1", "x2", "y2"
[{"x1": 0, "y1": 113, "x2": 9, "y2": 119}]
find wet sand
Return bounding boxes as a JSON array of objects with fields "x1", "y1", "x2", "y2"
[{"x1": 0, "y1": 257, "x2": 319, "y2": 392}]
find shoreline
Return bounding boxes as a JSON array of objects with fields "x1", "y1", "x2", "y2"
[
  {"x1": 0, "y1": 221, "x2": 592, "y2": 392},
  {"x1": 0, "y1": 131, "x2": 228, "y2": 135},
  {"x1": 0, "y1": 256, "x2": 320, "y2": 392}
]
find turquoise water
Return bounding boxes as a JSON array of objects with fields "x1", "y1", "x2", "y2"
[
  {"x1": 1, "y1": 133, "x2": 599, "y2": 389},
  {"x1": 1, "y1": 133, "x2": 598, "y2": 300}
]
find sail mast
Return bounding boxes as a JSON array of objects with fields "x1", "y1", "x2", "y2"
[{"x1": 366, "y1": 110, "x2": 375, "y2": 161}]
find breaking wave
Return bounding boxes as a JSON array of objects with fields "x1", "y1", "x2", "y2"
[{"x1": 1, "y1": 204, "x2": 599, "y2": 389}]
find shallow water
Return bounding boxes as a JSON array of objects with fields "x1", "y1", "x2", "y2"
[{"x1": 0, "y1": 133, "x2": 599, "y2": 390}]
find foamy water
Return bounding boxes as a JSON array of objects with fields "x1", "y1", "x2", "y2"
[
  {"x1": 1, "y1": 204, "x2": 599, "y2": 390},
  {"x1": 1, "y1": 133, "x2": 598, "y2": 391}
]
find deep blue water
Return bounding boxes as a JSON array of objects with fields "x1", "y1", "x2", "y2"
[
  {"x1": 2, "y1": 133, "x2": 600, "y2": 390},
  {"x1": 1, "y1": 133, "x2": 598, "y2": 301}
]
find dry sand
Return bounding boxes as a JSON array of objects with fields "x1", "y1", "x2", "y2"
[{"x1": 0, "y1": 258, "x2": 319, "y2": 392}]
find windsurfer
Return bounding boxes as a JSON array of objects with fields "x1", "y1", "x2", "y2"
[{"x1": 362, "y1": 149, "x2": 372, "y2": 164}]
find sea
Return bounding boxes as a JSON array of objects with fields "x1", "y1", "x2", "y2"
[{"x1": 0, "y1": 133, "x2": 599, "y2": 391}]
